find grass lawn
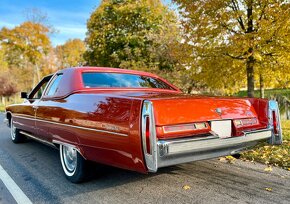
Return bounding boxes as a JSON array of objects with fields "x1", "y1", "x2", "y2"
[
  {"x1": 236, "y1": 88, "x2": 290, "y2": 98},
  {"x1": 241, "y1": 120, "x2": 290, "y2": 170},
  {"x1": 0, "y1": 104, "x2": 5, "y2": 112}
]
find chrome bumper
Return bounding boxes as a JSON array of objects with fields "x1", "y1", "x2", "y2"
[{"x1": 154, "y1": 129, "x2": 272, "y2": 170}]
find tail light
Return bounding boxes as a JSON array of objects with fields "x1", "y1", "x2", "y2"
[
  {"x1": 163, "y1": 122, "x2": 208, "y2": 133},
  {"x1": 233, "y1": 118, "x2": 258, "y2": 127},
  {"x1": 145, "y1": 116, "x2": 151, "y2": 154},
  {"x1": 142, "y1": 101, "x2": 157, "y2": 172},
  {"x1": 272, "y1": 111, "x2": 278, "y2": 134},
  {"x1": 156, "y1": 122, "x2": 210, "y2": 139},
  {"x1": 268, "y1": 100, "x2": 282, "y2": 145}
]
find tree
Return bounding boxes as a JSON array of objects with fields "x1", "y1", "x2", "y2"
[
  {"x1": 0, "y1": 21, "x2": 52, "y2": 88},
  {"x1": 84, "y1": 0, "x2": 187, "y2": 74},
  {"x1": 0, "y1": 74, "x2": 17, "y2": 105},
  {"x1": 0, "y1": 46, "x2": 8, "y2": 72},
  {"x1": 55, "y1": 39, "x2": 86, "y2": 68},
  {"x1": 173, "y1": 0, "x2": 290, "y2": 97}
]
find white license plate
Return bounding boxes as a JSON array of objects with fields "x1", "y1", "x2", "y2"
[{"x1": 211, "y1": 120, "x2": 232, "y2": 138}]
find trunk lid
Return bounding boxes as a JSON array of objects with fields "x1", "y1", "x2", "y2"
[{"x1": 150, "y1": 96, "x2": 257, "y2": 126}]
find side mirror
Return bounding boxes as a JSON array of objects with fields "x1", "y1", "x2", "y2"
[{"x1": 21, "y1": 92, "x2": 28, "y2": 99}]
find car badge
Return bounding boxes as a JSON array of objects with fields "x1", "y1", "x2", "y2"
[
  {"x1": 246, "y1": 111, "x2": 253, "y2": 116},
  {"x1": 215, "y1": 108, "x2": 222, "y2": 116}
]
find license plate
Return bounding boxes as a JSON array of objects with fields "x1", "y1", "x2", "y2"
[{"x1": 211, "y1": 120, "x2": 232, "y2": 138}]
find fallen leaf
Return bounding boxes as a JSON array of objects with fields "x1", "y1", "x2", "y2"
[
  {"x1": 277, "y1": 155, "x2": 283, "y2": 158},
  {"x1": 264, "y1": 166, "x2": 273, "y2": 172},
  {"x1": 219, "y1": 157, "x2": 226, "y2": 161},
  {"x1": 225, "y1": 155, "x2": 236, "y2": 161},
  {"x1": 265, "y1": 188, "x2": 272, "y2": 192},
  {"x1": 182, "y1": 185, "x2": 191, "y2": 190},
  {"x1": 288, "y1": 168, "x2": 290, "y2": 171}
]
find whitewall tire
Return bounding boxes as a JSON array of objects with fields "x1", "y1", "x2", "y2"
[
  {"x1": 10, "y1": 118, "x2": 25, "y2": 143},
  {"x1": 59, "y1": 144, "x2": 87, "y2": 183}
]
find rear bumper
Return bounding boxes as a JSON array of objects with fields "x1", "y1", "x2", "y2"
[{"x1": 154, "y1": 129, "x2": 272, "y2": 170}]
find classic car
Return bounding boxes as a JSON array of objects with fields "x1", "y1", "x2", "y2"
[{"x1": 4, "y1": 67, "x2": 282, "y2": 183}]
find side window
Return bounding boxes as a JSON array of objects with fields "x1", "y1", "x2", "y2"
[
  {"x1": 45, "y1": 74, "x2": 63, "y2": 96},
  {"x1": 31, "y1": 81, "x2": 49, "y2": 99},
  {"x1": 28, "y1": 75, "x2": 52, "y2": 100}
]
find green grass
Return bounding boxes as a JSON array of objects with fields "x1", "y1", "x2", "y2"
[
  {"x1": 236, "y1": 88, "x2": 290, "y2": 98},
  {"x1": 241, "y1": 120, "x2": 290, "y2": 169},
  {"x1": 0, "y1": 104, "x2": 5, "y2": 112}
]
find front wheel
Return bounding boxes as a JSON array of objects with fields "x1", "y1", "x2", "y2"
[
  {"x1": 10, "y1": 118, "x2": 26, "y2": 143},
  {"x1": 59, "y1": 144, "x2": 88, "y2": 183}
]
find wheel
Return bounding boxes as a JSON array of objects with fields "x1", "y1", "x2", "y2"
[
  {"x1": 10, "y1": 118, "x2": 26, "y2": 143},
  {"x1": 59, "y1": 144, "x2": 88, "y2": 183}
]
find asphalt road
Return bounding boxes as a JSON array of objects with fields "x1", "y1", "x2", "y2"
[{"x1": 0, "y1": 114, "x2": 289, "y2": 204}]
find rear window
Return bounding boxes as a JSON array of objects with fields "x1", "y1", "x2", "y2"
[{"x1": 82, "y1": 72, "x2": 175, "y2": 90}]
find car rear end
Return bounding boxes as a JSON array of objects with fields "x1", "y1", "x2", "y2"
[{"x1": 140, "y1": 97, "x2": 282, "y2": 172}]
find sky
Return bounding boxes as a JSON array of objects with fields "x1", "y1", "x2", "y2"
[{"x1": 0, "y1": 0, "x2": 172, "y2": 46}]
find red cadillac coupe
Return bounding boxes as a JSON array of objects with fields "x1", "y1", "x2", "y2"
[{"x1": 5, "y1": 67, "x2": 282, "y2": 183}]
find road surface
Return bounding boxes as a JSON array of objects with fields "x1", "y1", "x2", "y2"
[{"x1": 0, "y1": 114, "x2": 289, "y2": 204}]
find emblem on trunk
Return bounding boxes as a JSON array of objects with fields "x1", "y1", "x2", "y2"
[{"x1": 215, "y1": 108, "x2": 222, "y2": 116}]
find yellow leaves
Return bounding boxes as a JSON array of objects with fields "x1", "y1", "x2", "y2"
[
  {"x1": 0, "y1": 21, "x2": 52, "y2": 64},
  {"x1": 241, "y1": 123, "x2": 290, "y2": 169},
  {"x1": 253, "y1": 52, "x2": 262, "y2": 62},
  {"x1": 182, "y1": 185, "x2": 191, "y2": 190},
  {"x1": 55, "y1": 39, "x2": 86, "y2": 67},
  {"x1": 265, "y1": 188, "x2": 272, "y2": 192},
  {"x1": 277, "y1": 155, "x2": 283, "y2": 159},
  {"x1": 264, "y1": 166, "x2": 273, "y2": 172},
  {"x1": 219, "y1": 156, "x2": 236, "y2": 164}
]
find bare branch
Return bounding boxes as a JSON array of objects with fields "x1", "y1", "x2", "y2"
[
  {"x1": 223, "y1": 53, "x2": 246, "y2": 60},
  {"x1": 230, "y1": 0, "x2": 246, "y2": 31}
]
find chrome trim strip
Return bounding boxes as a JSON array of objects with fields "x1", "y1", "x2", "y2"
[
  {"x1": 158, "y1": 129, "x2": 272, "y2": 156},
  {"x1": 19, "y1": 130, "x2": 56, "y2": 148},
  {"x1": 141, "y1": 100, "x2": 158, "y2": 172},
  {"x1": 13, "y1": 114, "x2": 128, "y2": 137}
]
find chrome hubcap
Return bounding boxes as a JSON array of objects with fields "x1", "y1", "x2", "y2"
[
  {"x1": 62, "y1": 146, "x2": 77, "y2": 172},
  {"x1": 11, "y1": 122, "x2": 16, "y2": 140}
]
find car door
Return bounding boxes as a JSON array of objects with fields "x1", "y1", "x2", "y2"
[
  {"x1": 15, "y1": 76, "x2": 52, "y2": 135},
  {"x1": 34, "y1": 73, "x2": 64, "y2": 142}
]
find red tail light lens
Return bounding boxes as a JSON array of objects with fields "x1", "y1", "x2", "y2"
[
  {"x1": 163, "y1": 122, "x2": 208, "y2": 134},
  {"x1": 145, "y1": 116, "x2": 151, "y2": 154},
  {"x1": 233, "y1": 118, "x2": 258, "y2": 127},
  {"x1": 272, "y1": 111, "x2": 278, "y2": 134}
]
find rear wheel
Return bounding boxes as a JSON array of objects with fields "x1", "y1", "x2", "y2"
[
  {"x1": 59, "y1": 144, "x2": 88, "y2": 183},
  {"x1": 10, "y1": 118, "x2": 26, "y2": 143}
]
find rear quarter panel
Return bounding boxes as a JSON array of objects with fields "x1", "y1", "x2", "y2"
[{"x1": 37, "y1": 93, "x2": 147, "y2": 173}]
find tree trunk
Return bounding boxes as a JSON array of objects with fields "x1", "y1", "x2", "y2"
[
  {"x1": 1, "y1": 97, "x2": 5, "y2": 105},
  {"x1": 246, "y1": 0, "x2": 255, "y2": 98},
  {"x1": 36, "y1": 64, "x2": 40, "y2": 83},
  {"x1": 187, "y1": 85, "x2": 193, "y2": 94},
  {"x1": 247, "y1": 55, "x2": 255, "y2": 98},
  {"x1": 259, "y1": 74, "x2": 264, "y2": 98}
]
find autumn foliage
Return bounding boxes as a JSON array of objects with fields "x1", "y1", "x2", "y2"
[
  {"x1": 173, "y1": 0, "x2": 290, "y2": 96},
  {"x1": 0, "y1": 0, "x2": 290, "y2": 98}
]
